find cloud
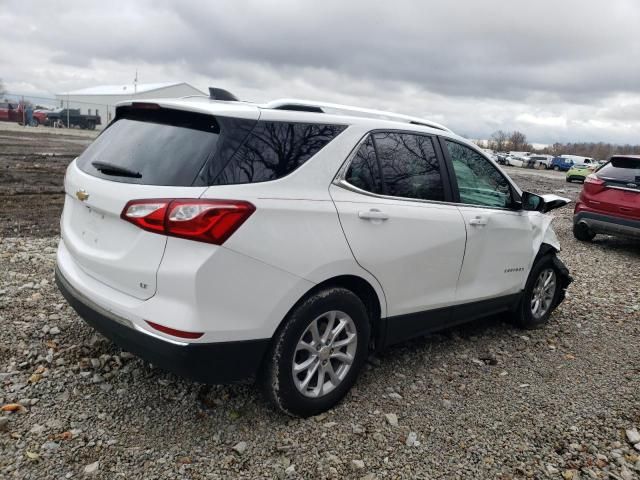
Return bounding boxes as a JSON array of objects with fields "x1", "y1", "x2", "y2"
[{"x1": 2, "y1": 0, "x2": 640, "y2": 143}]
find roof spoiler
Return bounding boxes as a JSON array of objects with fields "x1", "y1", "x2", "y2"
[{"x1": 209, "y1": 87, "x2": 239, "y2": 101}]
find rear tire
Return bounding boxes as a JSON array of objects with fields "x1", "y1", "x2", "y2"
[
  {"x1": 573, "y1": 222, "x2": 595, "y2": 241},
  {"x1": 512, "y1": 255, "x2": 563, "y2": 329},
  {"x1": 259, "y1": 287, "x2": 370, "y2": 417}
]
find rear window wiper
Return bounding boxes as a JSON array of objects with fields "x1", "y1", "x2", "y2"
[{"x1": 91, "y1": 161, "x2": 142, "y2": 178}]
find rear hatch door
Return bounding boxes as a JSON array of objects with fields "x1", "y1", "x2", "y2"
[
  {"x1": 591, "y1": 157, "x2": 640, "y2": 219},
  {"x1": 61, "y1": 103, "x2": 259, "y2": 300}
]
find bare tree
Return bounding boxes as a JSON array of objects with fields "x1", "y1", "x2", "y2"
[
  {"x1": 489, "y1": 130, "x2": 509, "y2": 152},
  {"x1": 509, "y1": 131, "x2": 530, "y2": 152}
]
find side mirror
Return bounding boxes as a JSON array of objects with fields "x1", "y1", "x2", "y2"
[
  {"x1": 521, "y1": 192, "x2": 570, "y2": 213},
  {"x1": 521, "y1": 191, "x2": 544, "y2": 211}
]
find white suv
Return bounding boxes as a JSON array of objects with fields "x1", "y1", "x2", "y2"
[{"x1": 55, "y1": 88, "x2": 572, "y2": 417}]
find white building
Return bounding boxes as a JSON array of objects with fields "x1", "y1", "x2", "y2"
[{"x1": 55, "y1": 82, "x2": 205, "y2": 127}]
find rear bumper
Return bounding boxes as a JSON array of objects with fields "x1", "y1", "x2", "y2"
[
  {"x1": 566, "y1": 175, "x2": 586, "y2": 182},
  {"x1": 55, "y1": 266, "x2": 270, "y2": 384},
  {"x1": 574, "y1": 211, "x2": 640, "y2": 239}
]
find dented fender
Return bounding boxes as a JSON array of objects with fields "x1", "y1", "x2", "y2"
[{"x1": 526, "y1": 212, "x2": 572, "y2": 304}]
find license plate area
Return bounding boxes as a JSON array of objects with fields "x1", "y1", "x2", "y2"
[{"x1": 80, "y1": 206, "x2": 105, "y2": 246}]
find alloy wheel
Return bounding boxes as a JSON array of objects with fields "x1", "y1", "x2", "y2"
[
  {"x1": 292, "y1": 310, "x2": 358, "y2": 398},
  {"x1": 530, "y1": 268, "x2": 557, "y2": 319}
]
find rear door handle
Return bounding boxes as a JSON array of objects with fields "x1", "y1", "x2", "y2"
[
  {"x1": 358, "y1": 209, "x2": 389, "y2": 221},
  {"x1": 469, "y1": 216, "x2": 488, "y2": 227}
]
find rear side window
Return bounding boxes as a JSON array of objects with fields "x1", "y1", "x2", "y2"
[
  {"x1": 345, "y1": 136, "x2": 383, "y2": 194},
  {"x1": 77, "y1": 108, "x2": 220, "y2": 186},
  {"x1": 597, "y1": 157, "x2": 640, "y2": 187},
  {"x1": 213, "y1": 122, "x2": 346, "y2": 185},
  {"x1": 373, "y1": 132, "x2": 444, "y2": 201}
]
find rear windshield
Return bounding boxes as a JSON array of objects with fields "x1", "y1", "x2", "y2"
[
  {"x1": 597, "y1": 157, "x2": 640, "y2": 184},
  {"x1": 76, "y1": 109, "x2": 221, "y2": 186},
  {"x1": 76, "y1": 107, "x2": 346, "y2": 186}
]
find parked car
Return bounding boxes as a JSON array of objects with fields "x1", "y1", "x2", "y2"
[
  {"x1": 32, "y1": 109, "x2": 50, "y2": 125},
  {"x1": 551, "y1": 155, "x2": 595, "y2": 171},
  {"x1": 495, "y1": 152, "x2": 509, "y2": 165},
  {"x1": 566, "y1": 164, "x2": 596, "y2": 183},
  {"x1": 574, "y1": 155, "x2": 640, "y2": 241},
  {"x1": 0, "y1": 101, "x2": 20, "y2": 122},
  {"x1": 529, "y1": 155, "x2": 554, "y2": 170},
  {"x1": 55, "y1": 89, "x2": 572, "y2": 416},
  {"x1": 505, "y1": 155, "x2": 526, "y2": 168}
]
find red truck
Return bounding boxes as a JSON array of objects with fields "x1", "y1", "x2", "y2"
[
  {"x1": 0, "y1": 101, "x2": 21, "y2": 122},
  {"x1": 0, "y1": 101, "x2": 49, "y2": 125}
]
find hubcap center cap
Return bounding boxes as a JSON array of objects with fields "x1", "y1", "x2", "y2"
[{"x1": 318, "y1": 346, "x2": 331, "y2": 361}]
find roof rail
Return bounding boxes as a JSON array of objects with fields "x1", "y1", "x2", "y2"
[{"x1": 264, "y1": 98, "x2": 453, "y2": 133}]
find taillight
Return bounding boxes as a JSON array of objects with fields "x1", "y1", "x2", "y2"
[
  {"x1": 583, "y1": 174, "x2": 606, "y2": 194},
  {"x1": 584, "y1": 174, "x2": 604, "y2": 185},
  {"x1": 121, "y1": 199, "x2": 255, "y2": 244}
]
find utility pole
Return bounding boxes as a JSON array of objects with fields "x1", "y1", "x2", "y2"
[
  {"x1": 66, "y1": 93, "x2": 70, "y2": 128},
  {"x1": 134, "y1": 69, "x2": 138, "y2": 95},
  {"x1": 22, "y1": 95, "x2": 25, "y2": 127}
]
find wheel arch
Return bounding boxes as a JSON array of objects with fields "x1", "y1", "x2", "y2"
[
  {"x1": 534, "y1": 242, "x2": 559, "y2": 262},
  {"x1": 278, "y1": 274, "x2": 386, "y2": 350},
  {"x1": 532, "y1": 242, "x2": 572, "y2": 307}
]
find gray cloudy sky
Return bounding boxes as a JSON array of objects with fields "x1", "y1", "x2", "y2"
[{"x1": 2, "y1": 0, "x2": 640, "y2": 144}]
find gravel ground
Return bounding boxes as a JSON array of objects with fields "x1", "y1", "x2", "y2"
[
  {"x1": 1, "y1": 132, "x2": 640, "y2": 479},
  {"x1": 0, "y1": 124, "x2": 95, "y2": 238}
]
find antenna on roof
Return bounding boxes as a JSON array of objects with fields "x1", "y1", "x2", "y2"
[{"x1": 209, "y1": 87, "x2": 239, "y2": 101}]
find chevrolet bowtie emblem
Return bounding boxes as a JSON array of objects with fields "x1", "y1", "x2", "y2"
[{"x1": 76, "y1": 189, "x2": 89, "y2": 201}]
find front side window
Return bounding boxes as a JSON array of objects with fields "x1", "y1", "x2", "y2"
[
  {"x1": 344, "y1": 136, "x2": 383, "y2": 194},
  {"x1": 373, "y1": 132, "x2": 444, "y2": 201},
  {"x1": 214, "y1": 121, "x2": 346, "y2": 185},
  {"x1": 446, "y1": 141, "x2": 513, "y2": 208}
]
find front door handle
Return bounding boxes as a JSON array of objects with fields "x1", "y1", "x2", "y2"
[
  {"x1": 469, "y1": 216, "x2": 488, "y2": 227},
  {"x1": 358, "y1": 209, "x2": 389, "y2": 221}
]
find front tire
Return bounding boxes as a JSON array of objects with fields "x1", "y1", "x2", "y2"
[
  {"x1": 260, "y1": 287, "x2": 370, "y2": 417},
  {"x1": 513, "y1": 255, "x2": 563, "y2": 329}
]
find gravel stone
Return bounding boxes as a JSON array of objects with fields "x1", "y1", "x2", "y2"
[
  {"x1": 83, "y1": 461, "x2": 99, "y2": 476},
  {"x1": 232, "y1": 441, "x2": 247, "y2": 455},
  {"x1": 405, "y1": 431, "x2": 418, "y2": 447},
  {"x1": 626, "y1": 428, "x2": 640, "y2": 444},
  {"x1": 384, "y1": 413, "x2": 398, "y2": 427}
]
